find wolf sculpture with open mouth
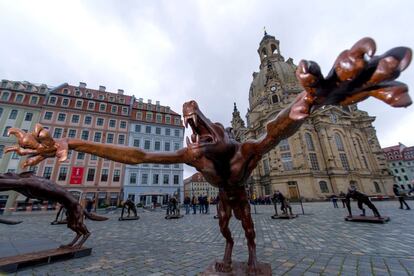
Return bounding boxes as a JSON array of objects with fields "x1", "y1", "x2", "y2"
[{"x1": 5, "y1": 38, "x2": 412, "y2": 274}]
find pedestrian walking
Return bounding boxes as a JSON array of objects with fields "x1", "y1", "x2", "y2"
[
  {"x1": 191, "y1": 196, "x2": 197, "y2": 214},
  {"x1": 184, "y1": 196, "x2": 191, "y2": 215},
  {"x1": 393, "y1": 184, "x2": 411, "y2": 210},
  {"x1": 332, "y1": 194, "x2": 339, "y2": 208}
]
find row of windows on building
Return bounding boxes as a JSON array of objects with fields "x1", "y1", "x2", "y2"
[
  {"x1": 1, "y1": 90, "x2": 181, "y2": 126},
  {"x1": 47, "y1": 95, "x2": 130, "y2": 115},
  {"x1": 132, "y1": 138, "x2": 180, "y2": 151},
  {"x1": 42, "y1": 166, "x2": 121, "y2": 183},
  {"x1": 46, "y1": 95, "x2": 181, "y2": 125},
  {"x1": 1, "y1": 91, "x2": 40, "y2": 104},
  {"x1": 132, "y1": 124, "x2": 182, "y2": 136},
  {"x1": 128, "y1": 172, "x2": 180, "y2": 185},
  {"x1": 4, "y1": 109, "x2": 183, "y2": 137},
  {"x1": 60, "y1": 88, "x2": 126, "y2": 103},
  {"x1": 0, "y1": 108, "x2": 34, "y2": 122},
  {"x1": 268, "y1": 132, "x2": 365, "y2": 173}
]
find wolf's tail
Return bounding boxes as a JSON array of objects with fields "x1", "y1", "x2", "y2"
[
  {"x1": 83, "y1": 210, "x2": 108, "y2": 221},
  {"x1": 0, "y1": 217, "x2": 22, "y2": 225}
]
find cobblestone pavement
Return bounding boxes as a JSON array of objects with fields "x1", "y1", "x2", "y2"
[{"x1": 1, "y1": 201, "x2": 414, "y2": 276}]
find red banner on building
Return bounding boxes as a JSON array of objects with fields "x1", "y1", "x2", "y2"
[{"x1": 70, "y1": 167, "x2": 84, "y2": 184}]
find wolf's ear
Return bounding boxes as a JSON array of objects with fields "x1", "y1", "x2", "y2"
[{"x1": 19, "y1": 171, "x2": 35, "y2": 178}]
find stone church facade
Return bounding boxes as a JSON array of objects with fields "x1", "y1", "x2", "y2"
[{"x1": 231, "y1": 32, "x2": 394, "y2": 200}]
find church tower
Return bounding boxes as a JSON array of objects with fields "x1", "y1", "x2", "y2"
[{"x1": 233, "y1": 31, "x2": 394, "y2": 200}]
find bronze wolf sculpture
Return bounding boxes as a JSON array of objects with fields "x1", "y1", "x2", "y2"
[
  {"x1": 0, "y1": 172, "x2": 108, "y2": 248},
  {"x1": 6, "y1": 38, "x2": 412, "y2": 273}
]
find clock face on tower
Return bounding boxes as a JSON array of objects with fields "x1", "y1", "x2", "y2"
[{"x1": 270, "y1": 86, "x2": 276, "y2": 92}]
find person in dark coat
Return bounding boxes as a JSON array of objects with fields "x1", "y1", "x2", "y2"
[
  {"x1": 331, "y1": 194, "x2": 339, "y2": 208},
  {"x1": 393, "y1": 184, "x2": 410, "y2": 210},
  {"x1": 339, "y1": 191, "x2": 347, "y2": 208},
  {"x1": 191, "y1": 196, "x2": 197, "y2": 214}
]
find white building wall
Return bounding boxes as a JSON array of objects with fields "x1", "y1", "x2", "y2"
[{"x1": 123, "y1": 121, "x2": 184, "y2": 204}]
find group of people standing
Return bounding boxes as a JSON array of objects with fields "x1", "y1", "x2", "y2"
[{"x1": 183, "y1": 195, "x2": 211, "y2": 215}]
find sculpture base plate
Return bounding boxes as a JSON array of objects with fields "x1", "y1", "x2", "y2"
[
  {"x1": 201, "y1": 261, "x2": 272, "y2": 276},
  {"x1": 0, "y1": 218, "x2": 22, "y2": 225},
  {"x1": 118, "y1": 216, "x2": 140, "y2": 221},
  {"x1": 0, "y1": 247, "x2": 91, "y2": 273},
  {"x1": 51, "y1": 220, "x2": 67, "y2": 225},
  {"x1": 345, "y1": 216, "x2": 390, "y2": 223},
  {"x1": 271, "y1": 214, "x2": 298, "y2": 219},
  {"x1": 165, "y1": 214, "x2": 183, "y2": 219}
]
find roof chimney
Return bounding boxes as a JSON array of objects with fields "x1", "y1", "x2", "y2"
[
  {"x1": 156, "y1": 101, "x2": 160, "y2": 106},
  {"x1": 117, "y1": 89, "x2": 124, "y2": 95},
  {"x1": 138, "y1": 98, "x2": 143, "y2": 103},
  {"x1": 99, "y1": 86, "x2": 106, "y2": 92},
  {"x1": 79, "y1": 82, "x2": 87, "y2": 88},
  {"x1": 147, "y1": 99, "x2": 152, "y2": 104}
]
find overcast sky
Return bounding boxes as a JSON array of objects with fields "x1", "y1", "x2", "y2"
[{"x1": 1, "y1": 0, "x2": 413, "y2": 178}]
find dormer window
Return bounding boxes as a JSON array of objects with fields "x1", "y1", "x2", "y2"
[
  {"x1": 99, "y1": 94, "x2": 104, "y2": 100},
  {"x1": 62, "y1": 88, "x2": 69, "y2": 95},
  {"x1": 86, "y1": 92, "x2": 93, "y2": 98},
  {"x1": 75, "y1": 89, "x2": 81, "y2": 97}
]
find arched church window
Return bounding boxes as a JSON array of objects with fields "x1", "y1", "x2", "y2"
[
  {"x1": 272, "y1": 94, "x2": 279, "y2": 104},
  {"x1": 261, "y1": 48, "x2": 267, "y2": 58},
  {"x1": 271, "y1": 44, "x2": 278, "y2": 54},
  {"x1": 334, "y1": 133, "x2": 345, "y2": 151},
  {"x1": 319, "y1": 181, "x2": 329, "y2": 193},
  {"x1": 305, "y1": 133, "x2": 315, "y2": 151},
  {"x1": 373, "y1": 181, "x2": 381, "y2": 193}
]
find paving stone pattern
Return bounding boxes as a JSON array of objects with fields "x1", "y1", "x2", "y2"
[{"x1": 0, "y1": 201, "x2": 413, "y2": 275}]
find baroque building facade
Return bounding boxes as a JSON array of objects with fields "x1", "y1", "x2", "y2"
[
  {"x1": 0, "y1": 79, "x2": 184, "y2": 212},
  {"x1": 383, "y1": 144, "x2": 414, "y2": 191},
  {"x1": 183, "y1": 172, "x2": 219, "y2": 199},
  {"x1": 231, "y1": 32, "x2": 394, "y2": 200}
]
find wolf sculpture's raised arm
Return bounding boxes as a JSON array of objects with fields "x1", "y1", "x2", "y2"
[{"x1": 6, "y1": 38, "x2": 412, "y2": 273}]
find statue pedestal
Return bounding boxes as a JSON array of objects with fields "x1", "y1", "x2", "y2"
[
  {"x1": 0, "y1": 218, "x2": 22, "y2": 225},
  {"x1": 118, "y1": 216, "x2": 140, "y2": 221},
  {"x1": 201, "y1": 261, "x2": 272, "y2": 276},
  {"x1": 271, "y1": 214, "x2": 298, "y2": 219},
  {"x1": 0, "y1": 239, "x2": 91, "y2": 273},
  {"x1": 345, "y1": 216, "x2": 390, "y2": 223},
  {"x1": 165, "y1": 214, "x2": 184, "y2": 219}
]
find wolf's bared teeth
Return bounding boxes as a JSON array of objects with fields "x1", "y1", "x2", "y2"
[
  {"x1": 186, "y1": 136, "x2": 191, "y2": 147},
  {"x1": 192, "y1": 114, "x2": 197, "y2": 127},
  {"x1": 196, "y1": 134, "x2": 199, "y2": 143},
  {"x1": 184, "y1": 117, "x2": 188, "y2": 128}
]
